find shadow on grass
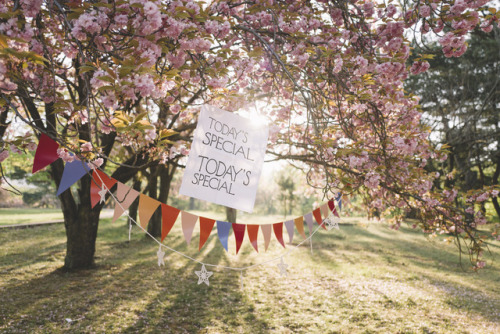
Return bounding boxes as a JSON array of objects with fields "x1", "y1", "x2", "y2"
[{"x1": 0, "y1": 222, "x2": 273, "y2": 333}]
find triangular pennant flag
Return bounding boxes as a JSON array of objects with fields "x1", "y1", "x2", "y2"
[
  {"x1": 328, "y1": 199, "x2": 335, "y2": 212},
  {"x1": 199, "y1": 217, "x2": 216, "y2": 251},
  {"x1": 90, "y1": 169, "x2": 117, "y2": 208},
  {"x1": 57, "y1": 159, "x2": 90, "y2": 196},
  {"x1": 33, "y1": 133, "x2": 60, "y2": 174},
  {"x1": 304, "y1": 212, "x2": 314, "y2": 235},
  {"x1": 161, "y1": 204, "x2": 180, "y2": 242},
  {"x1": 313, "y1": 207, "x2": 326, "y2": 229},
  {"x1": 138, "y1": 194, "x2": 161, "y2": 229},
  {"x1": 112, "y1": 182, "x2": 140, "y2": 223},
  {"x1": 247, "y1": 224, "x2": 259, "y2": 253},
  {"x1": 320, "y1": 203, "x2": 330, "y2": 219},
  {"x1": 328, "y1": 199, "x2": 340, "y2": 217},
  {"x1": 233, "y1": 223, "x2": 246, "y2": 254},
  {"x1": 216, "y1": 221, "x2": 232, "y2": 252},
  {"x1": 273, "y1": 222, "x2": 285, "y2": 248},
  {"x1": 284, "y1": 220, "x2": 294, "y2": 244},
  {"x1": 335, "y1": 193, "x2": 342, "y2": 211},
  {"x1": 181, "y1": 211, "x2": 198, "y2": 245},
  {"x1": 261, "y1": 224, "x2": 272, "y2": 251},
  {"x1": 294, "y1": 216, "x2": 306, "y2": 239}
]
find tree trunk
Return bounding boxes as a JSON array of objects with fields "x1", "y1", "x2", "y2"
[
  {"x1": 50, "y1": 159, "x2": 103, "y2": 270},
  {"x1": 492, "y1": 155, "x2": 500, "y2": 219},
  {"x1": 64, "y1": 203, "x2": 101, "y2": 269},
  {"x1": 128, "y1": 178, "x2": 142, "y2": 227},
  {"x1": 226, "y1": 207, "x2": 237, "y2": 223},
  {"x1": 147, "y1": 166, "x2": 161, "y2": 237}
]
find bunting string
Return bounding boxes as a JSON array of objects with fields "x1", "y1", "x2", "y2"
[
  {"x1": 95, "y1": 165, "x2": 336, "y2": 271},
  {"x1": 32, "y1": 133, "x2": 343, "y2": 283}
]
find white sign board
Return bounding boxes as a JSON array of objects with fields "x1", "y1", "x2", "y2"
[{"x1": 179, "y1": 105, "x2": 269, "y2": 213}]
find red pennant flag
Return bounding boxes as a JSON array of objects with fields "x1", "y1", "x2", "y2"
[
  {"x1": 328, "y1": 199, "x2": 335, "y2": 212},
  {"x1": 247, "y1": 224, "x2": 259, "y2": 253},
  {"x1": 328, "y1": 199, "x2": 340, "y2": 217},
  {"x1": 161, "y1": 204, "x2": 180, "y2": 242},
  {"x1": 90, "y1": 169, "x2": 117, "y2": 208},
  {"x1": 233, "y1": 223, "x2": 246, "y2": 254},
  {"x1": 32, "y1": 133, "x2": 60, "y2": 174},
  {"x1": 273, "y1": 222, "x2": 285, "y2": 248},
  {"x1": 313, "y1": 207, "x2": 326, "y2": 230},
  {"x1": 199, "y1": 217, "x2": 216, "y2": 250}
]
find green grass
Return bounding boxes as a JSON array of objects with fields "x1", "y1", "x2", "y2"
[
  {"x1": 0, "y1": 216, "x2": 499, "y2": 333},
  {"x1": 0, "y1": 208, "x2": 63, "y2": 226}
]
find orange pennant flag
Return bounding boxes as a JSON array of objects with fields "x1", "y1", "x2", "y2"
[
  {"x1": 112, "y1": 182, "x2": 140, "y2": 223},
  {"x1": 294, "y1": 216, "x2": 306, "y2": 238},
  {"x1": 90, "y1": 169, "x2": 117, "y2": 208},
  {"x1": 161, "y1": 204, "x2": 180, "y2": 242},
  {"x1": 138, "y1": 194, "x2": 161, "y2": 229},
  {"x1": 199, "y1": 217, "x2": 216, "y2": 250},
  {"x1": 313, "y1": 207, "x2": 326, "y2": 230},
  {"x1": 247, "y1": 224, "x2": 259, "y2": 253},
  {"x1": 273, "y1": 222, "x2": 285, "y2": 248},
  {"x1": 181, "y1": 211, "x2": 198, "y2": 245},
  {"x1": 261, "y1": 224, "x2": 272, "y2": 251}
]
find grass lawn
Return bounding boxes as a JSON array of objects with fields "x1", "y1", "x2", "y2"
[
  {"x1": 0, "y1": 208, "x2": 63, "y2": 226},
  {"x1": 0, "y1": 215, "x2": 499, "y2": 333}
]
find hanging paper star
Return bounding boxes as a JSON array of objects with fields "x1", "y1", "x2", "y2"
[
  {"x1": 98, "y1": 185, "x2": 108, "y2": 204},
  {"x1": 324, "y1": 215, "x2": 340, "y2": 231},
  {"x1": 277, "y1": 257, "x2": 288, "y2": 277},
  {"x1": 157, "y1": 245, "x2": 165, "y2": 267},
  {"x1": 195, "y1": 264, "x2": 213, "y2": 286}
]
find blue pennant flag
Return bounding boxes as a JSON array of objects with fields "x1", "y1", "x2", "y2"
[
  {"x1": 216, "y1": 221, "x2": 232, "y2": 252},
  {"x1": 57, "y1": 159, "x2": 90, "y2": 196},
  {"x1": 335, "y1": 192, "x2": 342, "y2": 211}
]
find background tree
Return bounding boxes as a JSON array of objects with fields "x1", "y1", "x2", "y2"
[{"x1": 406, "y1": 28, "x2": 500, "y2": 219}]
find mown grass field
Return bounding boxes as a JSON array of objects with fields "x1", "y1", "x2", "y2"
[
  {"x1": 0, "y1": 214, "x2": 499, "y2": 333},
  {"x1": 0, "y1": 208, "x2": 63, "y2": 226}
]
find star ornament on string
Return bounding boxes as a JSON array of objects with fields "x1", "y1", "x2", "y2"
[
  {"x1": 98, "y1": 185, "x2": 108, "y2": 204},
  {"x1": 324, "y1": 215, "x2": 340, "y2": 231},
  {"x1": 157, "y1": 245, "x2": 165, "y2": 267},
  {"x1": 195, "y1": 264, "x2": 213, "y2": 286},
  {"x1": 277, "y1": 257, "x2": 288, "y2": 277}
]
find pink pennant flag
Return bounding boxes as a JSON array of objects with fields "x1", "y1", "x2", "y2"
[
  {"x1": 138, "y1": 194, "x2": 161, "y2": 229},
  {"x1": 32, "y1": 133, "x2": 60, "y2": 173},
  {"x1": 112, "y1": 182, "x2": 140, "y2": 223},
  {"x1": 261, "y1": 224, "x2": 272, "y2": 251},
  {"x1": 304, "y1": 212, "x2": 314, "y2": 235},
  {"x1": 320, "y1": 203, "x2": 330, "y2": 219},
  {"x1": 181, "y1": 211, "x2": 198, "y2": 245},
  {"x1": 284, "y1": 220, "x2": 294, "y2": 244}
]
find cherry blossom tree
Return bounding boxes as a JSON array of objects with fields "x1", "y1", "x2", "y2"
[{"x1": 0, "y1": 0, "x2": 498, "y2": 270}]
